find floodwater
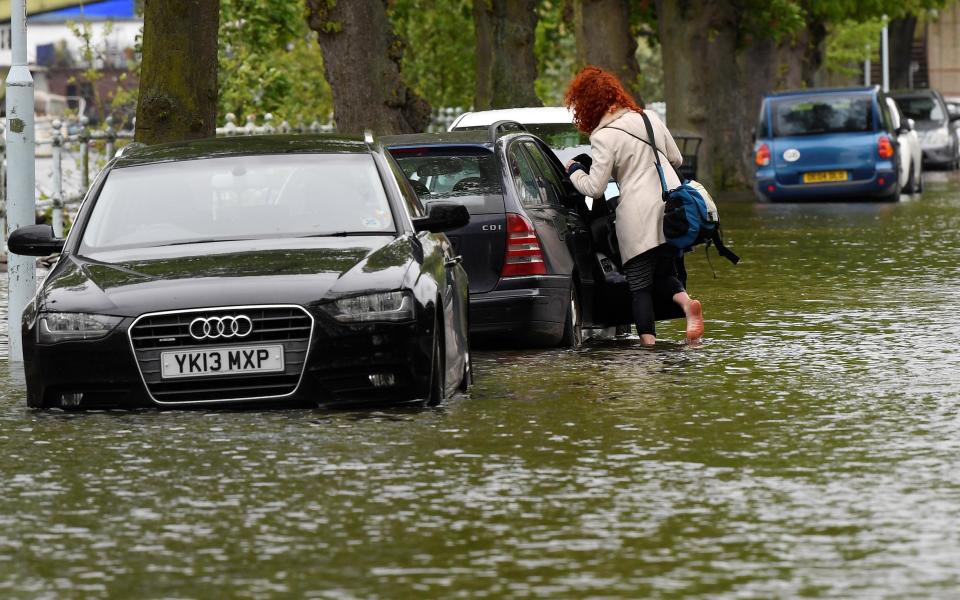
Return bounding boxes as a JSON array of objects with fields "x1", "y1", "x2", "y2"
[{"x1": 1, "y1": 177, "x2": 960, "y2": 598}]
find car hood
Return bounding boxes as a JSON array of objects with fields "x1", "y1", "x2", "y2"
[{"x1": 39, "y1": 236, "x2": 414, "y2": 317}]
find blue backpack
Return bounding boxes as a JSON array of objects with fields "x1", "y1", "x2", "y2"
[{"x1": 606, "y1": 113, "x2": 740, "y2": 265}]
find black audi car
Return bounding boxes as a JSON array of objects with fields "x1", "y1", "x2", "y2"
[
  {"x1": 383, "y1": 124, "x2": 682, "y2": 347},
  {"x1": 11, "y1": 135, "x2": 472, "y2": 409}
]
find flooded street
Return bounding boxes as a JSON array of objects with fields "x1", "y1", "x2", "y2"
[{"x1": 1, "y1": 177, "x2": 960, "y2": 598}]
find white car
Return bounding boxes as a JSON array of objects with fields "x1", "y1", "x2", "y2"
[
  {"x1": 449, "y1": 106, "x2": 624, "y2": 201},
  {"x1": 885, "y1": 97, "x2": 924, "y2": 194}
]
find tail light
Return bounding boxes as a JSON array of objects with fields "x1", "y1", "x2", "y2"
[
  {"x1": 878, "y1": 136, "x2": 895, "y2": 159},
  {"x1": 502, "y1": 213, "x2": 546, "y2": 277},
  {"x1": 755, "y1": 144, "x2": 771, "y2": 167}
]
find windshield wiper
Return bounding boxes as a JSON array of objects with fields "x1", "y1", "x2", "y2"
[
  {"x1": 159, "y1": 237, "x2": 253, "y2": 247},
  {"x1": 304, "y1": 231, "x2": 392, "y2": 237}
]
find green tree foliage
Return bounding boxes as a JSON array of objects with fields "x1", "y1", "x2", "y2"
[
  {"x1": 390, "y1": 0, "x2": 476, "y2": 110},
  {"x1": 219, "y1": 0, "x2": 333, "y2": 122},
  {"x1": 824, "y1": 19, "x2": 886, "y2": 79},
  {"x1": 535, "y1": 0, "x2": 575, "y2": 105}
]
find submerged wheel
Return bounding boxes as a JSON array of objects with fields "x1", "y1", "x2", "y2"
[
  {"x1": 560, "y1": 285, "x2": 583, "y2": 348},
  {"x1": 427, "y1": 320, "x2": 446, "y2": 407}
]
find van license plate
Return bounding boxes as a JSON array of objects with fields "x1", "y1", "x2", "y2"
[
  {"x1": 803, "y1": 171, "x2": 848, "y2": 184},
  {"x1": 160, "y1": 344, "x2": 284, "y2": 379}
]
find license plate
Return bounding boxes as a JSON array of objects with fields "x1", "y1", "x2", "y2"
[
  {"x1": 160, "y1": 344, "x2": 284, "y2": 379},
  {"x1": 802, "y1": 170, "x2": 848, "y2": 184}
]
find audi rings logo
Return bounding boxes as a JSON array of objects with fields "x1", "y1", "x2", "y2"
[{"x1": 189, "y1": 315, "x2": 254, "y2": 340}]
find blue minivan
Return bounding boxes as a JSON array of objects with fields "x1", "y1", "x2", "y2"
[{"x1": 754, "y1": 87, "x2": 900, "y2": 202}]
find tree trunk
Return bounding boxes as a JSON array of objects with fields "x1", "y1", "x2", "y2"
[
  {"x1": 135, "y1": 0, "x2": 218, "y2": 145},
  {"x1": 574, "y1": 0, "x2": 643, "y2": 104},
  {"x1": 655, "y1": 0, "x2": 823, "y2": 190},
  {"x1": 474, "y1": 0, "x2": 541, "y2": 110},
  {"x1": 889, "y1": 16, "x2": 918, "y2": 90},
  {"x1": 307, "y1": 0, "x2": 431, "y2": 136}
]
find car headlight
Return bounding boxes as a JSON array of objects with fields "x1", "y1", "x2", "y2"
[
  {"x1": 38, "y1": 312, "x2": 123, "y2": 343},
  {"x1": 327, "y1": 291, "x2": 414, "y2": 322}
]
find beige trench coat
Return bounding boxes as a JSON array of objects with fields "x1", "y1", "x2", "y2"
[{"x1": 569, "y1": 108, "x2": 683, "y2": 264}]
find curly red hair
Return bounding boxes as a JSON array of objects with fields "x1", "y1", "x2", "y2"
[{"x1": 564, "y1": 66, "x2": 643, "y2": 133}]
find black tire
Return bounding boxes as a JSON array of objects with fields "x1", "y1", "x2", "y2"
[
  {"x1": 427, "y1": 320, "x2": 446, "y2": 407},
  {"x1": 917, "y1": 169, "x2": 924, "y2": 193},
  {"x1": 560, "y1": 284, "x2": 583, "y2": 348},
  {"x1": 879, "y1": 188, "x2": 900, "y2": 203}
]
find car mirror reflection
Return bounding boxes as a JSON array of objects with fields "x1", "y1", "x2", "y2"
[{"x1": 8, "y1": 224, "x2": 65, "y2": 257}]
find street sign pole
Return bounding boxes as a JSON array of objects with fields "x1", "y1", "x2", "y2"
[{"x1": 5, "y1": 0, "x2": 36, "y2": 362}]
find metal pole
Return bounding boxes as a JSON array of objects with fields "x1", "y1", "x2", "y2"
[
  {"x1": 51, "y1": 120, "x2": 63, "y2": 238},
  {"x1": 881, "y1": 19, "x2": 890, "y2": 92},
  {"x1": 104, "y1": 115, "x2": 116, "y2": 159},
  {"x1": 5, "y1": 0, "x2": 36, "y2": 362},
  {"x1": 864, "y1": 44, "x2": 871, "y2": 86},
  {"x1": 79, "y1": 116, "x2": 90, "y2": 189}
]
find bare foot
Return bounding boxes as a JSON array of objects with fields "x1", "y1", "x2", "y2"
[
  {"x1": 685, "y1": 299, "x2": 703, "y2": 341},
  {"x1": 640, "y1": 333, "x2": 657, "y2": 346}
]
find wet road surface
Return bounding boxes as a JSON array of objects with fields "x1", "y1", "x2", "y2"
[{"x1": 1, "y1": 176, "x2": 959, "y2": 597}]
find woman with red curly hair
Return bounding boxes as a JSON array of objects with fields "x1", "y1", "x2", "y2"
[{"x1": 564, "y1": 66, "x2": 703, "y2": 344}]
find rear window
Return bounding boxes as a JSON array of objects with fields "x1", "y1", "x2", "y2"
[
  {"x1": 390, "y1": 147, "x2": 505, "y2": 215},
  {"x1": 893, "y1": 95, "x2": 945, "y2": 123},
  {"x1": 770, "y1": 94, "x2": 874, "y2": 137}
]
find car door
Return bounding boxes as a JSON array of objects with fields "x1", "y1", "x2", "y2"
[
  {"x1": 504, "y1": 140, "x2": 576, "y2": 280},
  {"x1": 520, "y1": 139, "x2": 596, "y2": 318}
]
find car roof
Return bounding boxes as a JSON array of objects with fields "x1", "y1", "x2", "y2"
[
  {"x1": 114, "y1": 134, "x2": 373, "y2": 168},
  {"x1": 381, "y1": 130, "x2": 494, "y2": 148},
  {"x1": 765, "y1": 86, "x2": 877, "y2": 99},
  {"x1": 451, "y1": 106, "x2": 575, "y2": 129}
]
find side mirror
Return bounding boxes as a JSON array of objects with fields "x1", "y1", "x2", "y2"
[
  {"x1": 413, "y1": 202, "x2": 470, "y2": 233},
  {"x1": 905, "y1": 118, "x2": 916, "y2": 131},
  {"x1": 8, "y1": 224, "x2": 65, "y2": 256}
]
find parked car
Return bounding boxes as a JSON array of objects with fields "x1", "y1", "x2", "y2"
[
  {"x1": 754, "y1": 87, "x2": 902, "y2": 202},
  {"x1": 11, "y1": 135, "x2": 472, "y2": 409},
  {"x1": 383, "y1": 124, "x2": 678, "y2": 347},
  {"x1": 885, "y1": 96, "x2": 924, "y2": 193},
  {"x1": 889, "y1": 89, "x2": 960, "y2": 169}
]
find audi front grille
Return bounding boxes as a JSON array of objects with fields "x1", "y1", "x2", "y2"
[{"x1": 128, "y1": 305, "x2": 313, "y2": 404}]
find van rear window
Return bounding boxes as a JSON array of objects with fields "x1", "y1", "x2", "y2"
[
  {"x1": 390, "y1": 147, "x2": 505, "y2": 215},
  {"x1": 771, "y1": 95, "x2": 873, "y2": 137}
]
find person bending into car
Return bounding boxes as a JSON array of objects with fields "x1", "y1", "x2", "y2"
[{"x1": 563, "y1": 66, "x2": 704, "y2": 345}]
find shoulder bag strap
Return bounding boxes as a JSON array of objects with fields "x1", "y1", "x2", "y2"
[{"x1": 599, "y1": 112, "x2": 678, "y2": 199}]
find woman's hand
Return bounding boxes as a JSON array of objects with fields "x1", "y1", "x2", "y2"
[{"x1": 566, "y1": 160, "x2": 585, "y2": 177}]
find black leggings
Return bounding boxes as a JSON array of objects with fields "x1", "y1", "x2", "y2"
[{"x1": 623, "y1": 246, "x2": 685, "y2": 336}]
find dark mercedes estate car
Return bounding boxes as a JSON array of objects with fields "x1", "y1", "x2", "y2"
[
  {"x1": 384, "y1": 123, "x2": 676, "y2": 347},
  {"x1": 11, "y1": 135, "x2": 471, "y2": 409}
]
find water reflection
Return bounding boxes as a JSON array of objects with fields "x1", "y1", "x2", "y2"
[{"x1": 1, "y1": 180, "x2": 960, "y2": 597}]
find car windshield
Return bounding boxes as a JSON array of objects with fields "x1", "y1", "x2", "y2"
[
  {"x1": 80, "y1": 154, "x2": 395, "y2": 252},
  {"x1": 893, "y1": 95, "x2": 945, "y2": 123},
  {"x1": 391, "y1": 148, "x2": 505, "y2": 215},
  {"x1": 771, "y1": 94, "x2": 874, "y2": 137}
]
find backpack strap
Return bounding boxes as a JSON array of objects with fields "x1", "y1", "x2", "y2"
[{"x1": 710, "y1": 227, "x2": 740, "y2": 265}]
